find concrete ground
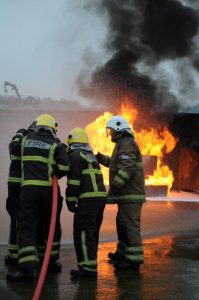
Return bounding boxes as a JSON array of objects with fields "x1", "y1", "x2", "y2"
[{"x1": 1, "y1": 197, "x2": 199, "y2": 300}]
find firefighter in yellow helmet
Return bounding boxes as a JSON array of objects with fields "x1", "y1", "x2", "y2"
[
  {"x1": 65, "y1": 127, "x2": 107, "y2": 278},
  {"x1": 7, "y1": 114, "x2": 70, "y2": 282},
  {"x1": 96, "y1": 115, "x2": 146, "y2": 271}
]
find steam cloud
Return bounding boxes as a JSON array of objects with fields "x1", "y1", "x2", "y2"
[{"x1": 79, "y1": 0, "x2": 199, "y2": 114}]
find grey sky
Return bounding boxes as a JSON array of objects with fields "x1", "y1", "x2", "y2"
[{"x1": 0, "y1": 0, "x2": 108, "y2": 104}]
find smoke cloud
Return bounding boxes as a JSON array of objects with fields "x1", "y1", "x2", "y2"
[{"x1": 79, "y1": 0, "x2": 199, "y2": 114}]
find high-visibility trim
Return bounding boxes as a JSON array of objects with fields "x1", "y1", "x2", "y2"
[
  {"x1": 82, "y1": 169, "x2": 102, "y2": 175},
  {"x1": 57, "y1": 164, "x2": 70, "y2": 171},
  {"x1": 38, "y1": 250, "x2": 59, "y2": 257},
  {"x1": 68, "y1": 179, "x2": 81, "y2": 186},
  {"x1": 21, "y1": 139, "x2": 61, "y2": 187},
  {"x1": 8, "y1": 253, "x2": 18, "y2": 259},
  {"x1": 19, "y1": 255, "x2": 37, "y2": 264},
  {"x1": 125, "y1": 254, "x2": 144, "y2": 262},
  {"x1": 52, "y1": 241, "x2": 60, "y2": 246},
  {"x1": 8, "y1": 244, "x2": 18, "y2": 250},
  {"x1": 118, "y1": 169, "x2": 130, "y2": 180},
  {"x1": 79, "y1": 191, "x2": 107, "y2": 199},
  {"x1": 108, "y1": 194, "x2": 145, "y2": 201},
  {"x1": 10, "y1": 155, "x2": 21, "y2": 160},
  {"x1": 81, "y1": 231, "x2": 88, "y2": 261},
  {"x1": 50, "y1": 250, "x2": 59, "y2": 255},
  {"x1": 79, "y1": 260, "x2": 97, "y2": 266},
  {"x1": 12, "y1": 138, "x2": 20, "y2": 143},
  {"x1": 22, "y1": 156, "x2": 55, "y2": 164},
  {"x1": 88, "y1": 163, "x2": 98, "y2": 192},
  {"x1": 66, "y1": 196, "x2": 77, "y2": 203},
  {"x1": 8, "y1": 177, "x2": 22, "y2": 183},
  {"x1": 48, "y1": 142, "x2": 57, "y2": 184},
  {"x1": 22, "y1": 180, "x2": 52, "y2": 187},
  {"x1": 125, "y1": 246, "x2": 143, "y2": 253},
  {"x1": 80, "y1": 266, "x2": 97, "y2": 272},
  {"x1": 80, "y1": 152, "x2": 87, "y2": 160},
  {"x1": 16, "y1": 132, "x2": 24, "y2": 137},
  {"x1": 21, "y1": 136, "x2": 27, "y2": 182},
  {"x1": 114, "y1": 175, "x2": 125, "y2": 185},
  {"x1": 19, "y1": 246, "x2": 36, "y2": 254},
  {"x1": 136, "y1": 162, "x2": 143, "y2": 167}
]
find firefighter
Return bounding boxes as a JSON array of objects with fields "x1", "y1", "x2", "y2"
[
  {"x1": 65, "y1": 127, "x2": 106, "y2": 278},
  {"x1": 96, "y1": 115, "x2": 146, "y2": 270},
  {"x1": 7, "y1": 114, "x2": 70, "y2": 282},
  {"x1": 5, "y1": 121, "x2": 37, "y2": 266},
  {"x1": 5, "y1": 128, "x2": 26, "y2": 266}
]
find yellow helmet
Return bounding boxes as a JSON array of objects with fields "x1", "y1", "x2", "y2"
[
  {"x1": 67, "y1": 127, "x2": 88, "y2": 145},
  {"x1": 36, "y1": 114, "x2": 57, "y2": 132}
]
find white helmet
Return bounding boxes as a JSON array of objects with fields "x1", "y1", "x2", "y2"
[{"x1": 106, "y1": 115, "x2": 131, "y2": 131}]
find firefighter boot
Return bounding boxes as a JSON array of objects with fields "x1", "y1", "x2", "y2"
[
  {"x1": 6, "y1": 268, "x2": 34, "y2": 282},
  {"x1": 114, "y1": 260, "x2": 140, "y2": 271},
  {"x1": 70, "y1": 267, "x2": 97, "y2": 278},
  {"x1": 5, "y1": 255, "x2": 18, "y2": 266},
  {"x1": 47, "y1": 261, "x2": 62, "y2": 273},
  {"x1": 108, "y1": 252, "x2": 125, "y2": 263}
]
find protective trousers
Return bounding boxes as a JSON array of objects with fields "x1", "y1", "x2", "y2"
[
  {"x1": 17, "y1": 187, "x2": 63, "y2": 270},
  {"x1": 116, "y1": 202, "x2": 144, "y2": 264},
  {"x1": 73, "y1": 200, "x2": 106, "y2": 272},
  {"x1": 6, "y1": 184, "x2": 21, "y2": 263}
]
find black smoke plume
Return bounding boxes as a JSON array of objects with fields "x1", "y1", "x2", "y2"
[{"x1": 79, "y1": 0, "x2": 199, "y2": 116}]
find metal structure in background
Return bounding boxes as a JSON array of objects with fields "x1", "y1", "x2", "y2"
[{"x1": 4, "y1": 81, "x2": 21, "y2": 99}]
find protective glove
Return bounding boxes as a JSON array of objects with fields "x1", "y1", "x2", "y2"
[
  {"x1": 95, "y1": 152, "x2": 104, "y2": 163},
  {"x1": 66, "y1": 202, "x2": 77, "y2": 213},
  {"x1": 60, "y1": 143, "x2": 69, "y2": 150},
  {"x1": 16, "y1": 128, "x2": 26, "y2": 136}
]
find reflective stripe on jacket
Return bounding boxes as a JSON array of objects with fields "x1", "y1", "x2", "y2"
[
  {"x1": 8, "y1": 133, "x2": 23, "y2": 185},
  {"x1": 99, "y1": 136, "x2": 146, "y2": 204},
  {"x1": 66, "y1": 145, "x2": 107, "y2": 203},
  {"x1": 10, "y1": 129, "x2": 70, "y2": 187}
]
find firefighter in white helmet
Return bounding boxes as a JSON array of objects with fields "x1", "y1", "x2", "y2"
[
  {"x1": 96, "y1": 115, "x2": 146, "y2": 270},
  {"x1": 65, "y1": 127, "x2": 107, "y2": 278}
]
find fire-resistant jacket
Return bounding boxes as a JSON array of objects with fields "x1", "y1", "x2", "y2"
[
  {"x1": 10, "y1": 128, "x2": 70, "y2": 187},
  {"x1": 98, "y1": 135, "x2": 146, "y2": 204},
  {"x1": 8, "y1": 129, "x2": 25, "y2": 187},
  {"x1": 65, "y1": 144, "x2": 107, "y2": 204}
]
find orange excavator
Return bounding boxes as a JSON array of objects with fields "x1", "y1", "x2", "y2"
[{"x1": 4, "y1": 81, "x2": 21, "y2": 99}]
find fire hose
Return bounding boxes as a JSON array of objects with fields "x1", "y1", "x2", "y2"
[{"x1": 32, "y1": 176, "x2": 58, "y2": 300}]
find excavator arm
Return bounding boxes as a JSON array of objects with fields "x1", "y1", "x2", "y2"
[{"x1": 4, "y1": 81, "x2": 21, "y2": 99}]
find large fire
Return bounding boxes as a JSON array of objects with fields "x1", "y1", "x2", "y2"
[{"x1": 86, "y1": 99, "x2": 177, "y2": 192}]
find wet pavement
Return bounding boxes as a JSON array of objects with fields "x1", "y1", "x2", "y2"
[{"x1": 1, "y1": 199, "x2": 199, "y2": 300}]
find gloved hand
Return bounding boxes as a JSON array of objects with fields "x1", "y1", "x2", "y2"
[
  {"x1": 95, "y1": 152, "x2": 103, "y2": 163},
  {"x1": 67, "y1": 202, "x2": 77, "y2": 213},
  {"x1": 16, "y1": 128, "x2": 26, "y2": 136},
  {"x1": 60, "y1": 143, "x2": 68, "y2": 150}
]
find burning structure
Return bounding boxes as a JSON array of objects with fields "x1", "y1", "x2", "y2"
[
  {"x1": 85, "y1": 98, "x2": 177, "y2": 197},
  {"x1": 77, "y1": 0, "x2": 199, "y2": 196}
]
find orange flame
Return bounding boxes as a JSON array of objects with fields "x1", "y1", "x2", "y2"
[{"x1": 86, "y1": 98, "x2": 177, "y2": 191}]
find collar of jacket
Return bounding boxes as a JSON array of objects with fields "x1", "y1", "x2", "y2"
[
  {"x1": 112, "y1": 131, "x2": 134, "y2": 143},
  {"x1": 70, "y1": 143, "x2": 92, "y2": 151},
  {"x1": 36, "y1": 126, "x2": 57, "y2": 138}
]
